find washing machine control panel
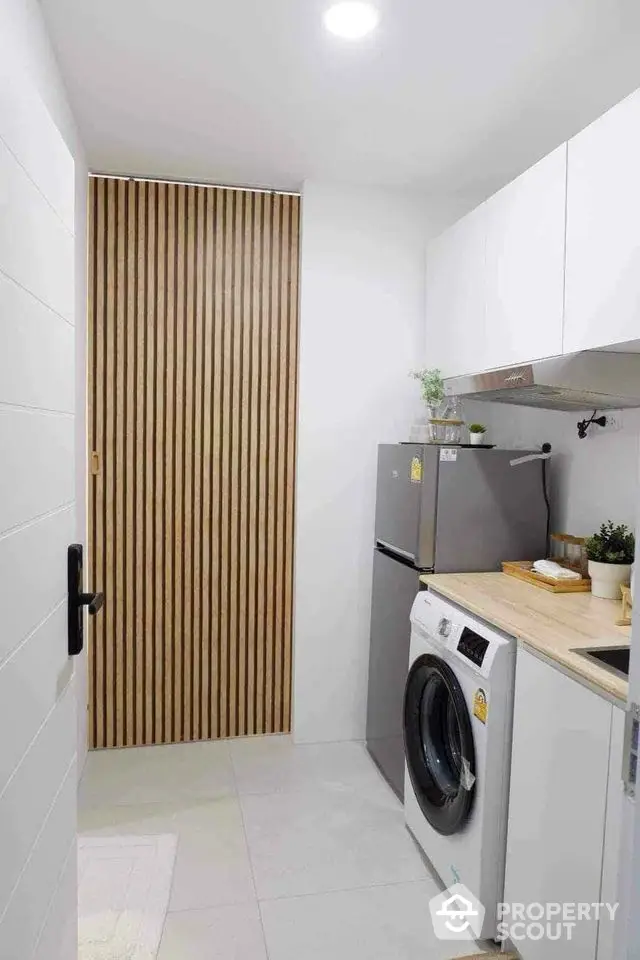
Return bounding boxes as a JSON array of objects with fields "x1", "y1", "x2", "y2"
[{"x1": 457, "y1": 628, "x2": 489, "y2": 667}]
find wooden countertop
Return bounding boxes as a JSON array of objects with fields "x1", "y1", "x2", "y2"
[{"x1": 420, "y1": 572, "x2": 631, "y2": 703}]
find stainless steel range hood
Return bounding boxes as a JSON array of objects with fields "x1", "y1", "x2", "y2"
[{"x1": 444, "y1": 352, "x2": 640, "y2": 411}]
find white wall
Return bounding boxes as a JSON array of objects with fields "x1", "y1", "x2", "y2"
[
  {"x1": 1, "y1": 0, "x2": 90, "y2": 770},
  {"x1": 464, "y1": 400, "x2": 640, "y2": 536},
  {"x1": 293, "y1": 181, "x2": 466, "y2": 743},
  {"x1": 0, "y1": 1, "x2": 86, "y2": 957}
]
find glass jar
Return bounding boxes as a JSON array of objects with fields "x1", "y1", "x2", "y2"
[
  {"x1": 425, "y1": 403, "x2": 442, "y2": 443},
  {"x1": 439, "y1": 396, "x2": 464, "y2": 445}
]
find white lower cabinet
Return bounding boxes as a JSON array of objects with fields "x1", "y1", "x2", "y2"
[
  {"x1": 504, "y1": 648, "x2": 622, "y2": 960},
  {"x1": 597, "y1": 706, "x2": 625, "y2": 960}
]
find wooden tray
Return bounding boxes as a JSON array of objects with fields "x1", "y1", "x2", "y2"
[
  {"x1": 616, "y1": 583, "x2": 633, "y2": 626},
  {"x1": 502, "y1": 560, "x2": 592, "y2": 593}
]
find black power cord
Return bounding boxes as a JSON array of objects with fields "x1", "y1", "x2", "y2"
[
  {"x1": 577, "y1": 410, "x2": 607, "y2": 439},
  {"x1": 541, "y1": 442, "x2": 552, "y2": 556}
]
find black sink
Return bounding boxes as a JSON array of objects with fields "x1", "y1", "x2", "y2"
[{"x1": 574, "y1": 646, "x2": 630, "y2": 680}]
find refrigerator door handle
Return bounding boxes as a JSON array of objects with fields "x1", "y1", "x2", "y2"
[{"x1": 376, "y1": 540, "x2": 416, "y2": 563}]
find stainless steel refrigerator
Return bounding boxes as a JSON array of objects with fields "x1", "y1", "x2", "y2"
[{"x1": 366, "y1": 444, "x2": 547, "y2": 799}]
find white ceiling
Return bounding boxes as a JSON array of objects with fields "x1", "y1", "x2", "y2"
[{"x1": 41, "y1": 0, "x2": 640, "y2": 198}]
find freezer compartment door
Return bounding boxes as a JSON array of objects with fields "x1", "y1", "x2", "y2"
[
  {"x1": 434, "y1": 448, "x2": 547, "y2": 573},
  {"x1": 366, "y1": 548, "x2": 422, "y2": 800},
  {"x1": 374, "y1": 444, "x2": 437, "y2": 566}
]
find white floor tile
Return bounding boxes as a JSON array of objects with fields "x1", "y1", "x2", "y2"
[
  {"x1": 77, "y1": 738, "x2": 482, "y2": 959},
  {"x1": 230, "y1": 737, "x2": 395, "y2": 799},
  {"x1": 79, "y1": 835, "x2": 176, "y2": 959},
  {"x1": 80, "y1": 741, "x2": 235, "y2": 806},
  {"x1": 79, "y1": 798, "x2": 255, "y2": 911},
  {"x1": 158, "y1": 903, "x2": 268, "y2": 960},
  {"x1": 260, "y1": 881, "x2": 486, "y2": 960},
  {"x1": 241, "y1": 783, "x2": 427, "y2": 899}
]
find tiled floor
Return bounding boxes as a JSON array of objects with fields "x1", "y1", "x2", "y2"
[{"x1": 79, "y1": 736, "x2": 486, "y2": 959}]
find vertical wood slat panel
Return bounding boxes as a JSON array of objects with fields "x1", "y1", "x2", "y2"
[
  {"x1": 164, "y1": 184, "x2": 177, "y2": 743},
  {"x1": 201, "y1": 189, "x2": 214, "y2": 741},
  {"x1": 173, "y1": 185, "x2": 186, "y2": 742},
  {"x1": 135, "y1": 183, "x2": 147, "y2": 745},
  {"x1": 115, "y1": 178, "x2": 127, "y2": 749},
  {"x1": 88, "y1": 179, "x2": 299, "y2": 748},
  {"x1": 104, "y1": 178, "x2": 117, "y2": 749},
  {"x1": 154, "y1": 184, "x2": 166, "y2": 745}
]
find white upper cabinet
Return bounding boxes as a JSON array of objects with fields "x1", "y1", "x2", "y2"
[
  {"x1": 427, "y1": 85, "x2": 640, "y2": 371},
  {"x1": 564, "y1": 89, "x2": 640, "y2": 352},
  {"x1": 425, "y1": 203, "x2": 486, "y2": 378},
  {"x1": 484, "y1": 145, "x2": 567, "y2": 368},
  {"x1": 425, "y1": 145, "x2": 567, "y2": 378}
]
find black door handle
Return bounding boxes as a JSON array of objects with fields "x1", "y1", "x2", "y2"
[
  {"x1": 78, "y1": 591, "x2": 104, "y2": 616},
  {"x1": 68, "y1": 544, "x2": 104, "y2": 656}
]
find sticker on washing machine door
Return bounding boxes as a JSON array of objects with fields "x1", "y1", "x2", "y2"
[
  {"x1": 473, "y1": 688, "x2": 488, "y2": 724},
  {"x1": 409, "y1": 456, "x2": 422, "y2": 483}
]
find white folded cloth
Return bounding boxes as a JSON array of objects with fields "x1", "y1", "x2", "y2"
[{"x1": 532, "y1": 559, "x2": 581, "y2": 580}]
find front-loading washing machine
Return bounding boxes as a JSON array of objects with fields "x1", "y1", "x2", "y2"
[{"x1": 404, "y1": 589, "x2": 516, "y2": 939}]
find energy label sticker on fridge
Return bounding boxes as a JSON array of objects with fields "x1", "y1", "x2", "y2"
[
  {"x1": 439, "y1": 448, "x2": 458, "y2": 462},
  {"x1": 410, "y1": 457, "x2": 422, "y2": 483}
]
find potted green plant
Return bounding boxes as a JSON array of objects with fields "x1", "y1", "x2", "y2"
[
  {"x1": 411, "y1": 368, "x2": 444, "y2": 417},
  {"x1": 411, "y1": 369, "x2": 444, "y2": 441},
  {"x1": 584, "y1": 521, "x2": 635, "y2": 599},
  {"x1": 468, "y1": 423, "x2": 487, "y2": 447}
]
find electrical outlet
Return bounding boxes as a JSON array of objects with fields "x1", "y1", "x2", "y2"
[
  {"x1": 576, "y1": 411, "x2": 624, "y2": 439},
  {"x1": 604, "y1": 413, "x2": 623, "y2": 433}
]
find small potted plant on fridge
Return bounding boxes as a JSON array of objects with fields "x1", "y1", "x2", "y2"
[
  {"x1": 584, "y1": 521, "x2": 635, "y2": 599},
  {"x1": 468, "y1": 423, "x2": 487, "y2": 447}
]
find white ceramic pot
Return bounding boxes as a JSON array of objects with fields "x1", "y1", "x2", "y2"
[
  {"x1": 588, "y1": 560, "x2": 632, "y2": 600},
  {"x1": 469, "y1": 433, "x2": 486, "y2": 446}
]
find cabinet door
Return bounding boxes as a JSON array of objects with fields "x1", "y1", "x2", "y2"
[
  {"x1": 597, "y1": 706, "x2": 625, "y2": 960},
  {"x1": 484, "y1": 145, "x2": 566, "y2": 368},
  {"x1": 425, "y1": 203, "x2": 486, "y2": 377},
  {"x1": 504, "y1": 649, "x2": 612, "y2": 960},
  {"x1": 564, "y1": 88, "x2": 640, "y2": 352}
]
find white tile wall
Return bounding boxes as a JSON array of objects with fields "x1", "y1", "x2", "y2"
[
  {"x1": 294, "y1": 182, "x2": 467, "y2": 744},
  {"x1": 32, "y1": 840, "x2": 78, "y2": 960},
  {"x1": 0, "y1": 59, "x2": 75, "y2": 233},
  {"x1": 0, "y1": 0, "x2": 94, "y2": 775},
  {"x1": 0, "y1": 274, "x2": 75, "y2": 413},
  {"x1": 464, "y1": 400, "x2": 640, "y2": 536},
  {"x1": 0, "y1": 407, "x2": 74, "y2": 532},
  {"x1": 0, "y1": 756, "x2": 77, "y2": 960},
  {"x1": 0, "y1": 601, "x2": 70, "y2": 788},
  {"x1": 0, "y1": 137, "x2": 74, "y2": 321},
  {"x1": 0, "y1": 9, "x2": 78, "y2": 956},
  {"x1": 0, "y1": 505, "x2": 74, "y2": 665},
  {"x1": 0, "y1": 680, "x2": 76, "y2": 911}
]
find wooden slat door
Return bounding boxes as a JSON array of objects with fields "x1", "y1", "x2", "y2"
[{"x1": 88, "y1": 177, "x2": 299, "y2": 748}]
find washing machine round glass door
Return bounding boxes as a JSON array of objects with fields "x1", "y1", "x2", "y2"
[{"x1": 403, "y1": 653, "x2": 476, "y2": 836}]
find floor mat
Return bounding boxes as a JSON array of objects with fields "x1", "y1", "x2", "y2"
[{"x1": 78, "y1": 834, "x2": 177, "y2": 960}]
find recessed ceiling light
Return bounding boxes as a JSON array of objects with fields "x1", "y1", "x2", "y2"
[{"x1": 323, "y1": 2, "x2": 380, "y2": 40}]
